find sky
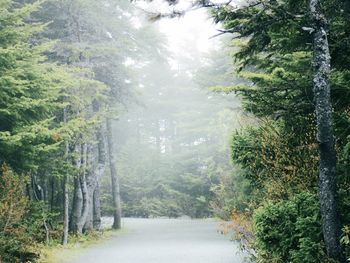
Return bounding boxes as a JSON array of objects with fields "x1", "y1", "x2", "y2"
[
  {"x1": 134, "y1": 0, "x2": 223, "y2": 56},
  {"x1": 157, "y1": 9, "x2": 221, "y2": 54}
]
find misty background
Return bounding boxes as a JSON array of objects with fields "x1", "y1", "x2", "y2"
[{"x1": 98, "y1": 5, "x2": 244, "y2": 219}]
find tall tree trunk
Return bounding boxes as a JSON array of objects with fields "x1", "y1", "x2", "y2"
[
  {"x1": 92, "y1": 125, "x2": 106, "y2": 230},
  {"x1": 83, "y1": 144, "x2": 95, "y2": 233},
  {"x1": 83, "y1": 124, "x2": 106, "y2": 232},
  {"x1": 77, "y1": 143, "x2": 89, "y2": 234},
  {"x1": 70, "y1": 176, "x2": 83, "y2": 233},
  {"x1": 62, "y1": 108, "x2": 69, "y2": 245},
  {"x1": 310, "y1": 0, "x2": 344, "y2": 261},
  {"x1": 106, "y1": 118, "x2": 122, "y2": 229},
  {"x1": 70, "y1": 144, "x2": 83, "y2": 233},
  {"x1": 50, "y1": 177, "x2": 55, "y2": 212},
  {"x1": 93, "y1": 183, "x2": 102, "y2": 230},
  {"x1": 83, "y1": 196, "x2": 94, "y2": 232},
  {"x1": 62, "y1": 175, "x2": 69, "y2": 244}
]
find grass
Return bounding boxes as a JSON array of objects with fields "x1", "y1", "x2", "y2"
[{"x1": 38, "y1": 228, "x2": 128, "y2": 263}]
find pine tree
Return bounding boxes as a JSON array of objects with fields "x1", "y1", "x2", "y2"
[{"x1": 0, "y1": 1, "x2": 62, "y2": 173}]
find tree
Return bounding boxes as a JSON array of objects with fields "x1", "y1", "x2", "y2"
[
  {"x1": 106, "y1": 118, "x2": 122, "y2": 229},
  {"x1": 0, "y1": 1, "x2": 62, "y2": 173},
  {"x1": 0, "y1": 165, "x2": 30, "y2": 262},
  {"x1": 197, "y1": 0, "x2": 350, "y2": 261},
  {"x1": 99, "y1": 30, "x2": 242, "y2": 219},
  {"x1": 310, "y1": 0, "x2": 343, "y2": 261},
  {"x1": 0, "y1": 0, "x2": 81, "y2": 257},
  {"x1": 32, "y1": 0, "x2": 139, "y2": 236}
]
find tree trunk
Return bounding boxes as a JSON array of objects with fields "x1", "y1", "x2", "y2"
[
  {"x1": 310, "y1": 0, "x2": 344, "y2": 261},
  {"x1": 83, "y1": 143, "x2": 95, "y2": 233},
  {"x1": 62, "y1": 175, "x2": 69, "y2": 244},
  {"x1": 92, "y1": 126, "x2": 106, "y2": 230},
  {"x1": 77, "y1": 143, "x2": 89, "y2": 234},
  {"x1": 50, "y1": 177, "x2": 55, "y2": 212},
  {"x1": 83, "y1": 196, "x2": 94, "y2": 232},
  {"x1": 83, "y1": 124, "x2": 107, "y2": 232},
  {"x1": 70, "y1": 144, "x2": 83, "y2": 233},
  {"x1": 62, "y1": 108, "x2": 69, "y2": 245},
  {"x1": 106, "y1": 118, "x2": 122, "y2": 229},
  {"x1": 93, "y1": 183, "x2": 102, "y2": 230},
  {"x1": 70, "y1": 176, "x2": 82, "y2": 233}
]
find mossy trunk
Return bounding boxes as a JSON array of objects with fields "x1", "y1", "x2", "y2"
[{"x1": 310, "y1": 0, "x2": 344, "y2": 261}]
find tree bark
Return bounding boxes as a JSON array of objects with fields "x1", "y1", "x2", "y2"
[
  {"x1": 83, "y1": 143, "x2": 95, "y2": 232},
  {"x1": 83, "y1": 196, "x2": 94, "y2": 232},
  {"x1": 50, "y1": 177, "x2": 55, "y2": 212},
  {"x1": 62, "y1": 108, "x2": 69, "y2": 245},
  {"x1": 70, "y1": 143, "x2": 83, "y2": 234},
  {"x1": 310, "y1": 0, "x2": 344, "y2": 261},
  {"x1": 92, "y1": 126, "x2": 107, "y2": 230},
  {"x1": 62, "y1": 175, "x2": 69, "y2": 244},
  {"x1": 83, "y1": 124, "x2": 107, "y2": 232},
  {"x1": 106, "y1": 118, "x2": 122, "y2": 229},
  {"x1": 93, "y1": 183, "x2": 102, "y2": 230},
  {"x1": 77, "y1": 143, "x2": 89, "y2": 234}
]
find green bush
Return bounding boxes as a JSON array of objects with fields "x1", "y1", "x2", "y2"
[
  {"x1": 254, "y1": 192, "x2": 325, "y2": 263},
  {"x1": 0, "y1": 166, "x2": 58, "y2": 262},
  {"x1": 0, "y1": 165, "x2": 36, "y2": 262},
  {"x1": 123, "y1": 197, "x2": 183, "y2": 218}
]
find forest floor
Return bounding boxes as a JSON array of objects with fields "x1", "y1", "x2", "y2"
[{"x1": 49, "y1": 218, "x2": 245, "y2": 263}]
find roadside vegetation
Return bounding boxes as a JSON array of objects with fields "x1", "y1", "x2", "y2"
[{"x1": 1, "y1": 0, "x2": 350, "y2": 263}]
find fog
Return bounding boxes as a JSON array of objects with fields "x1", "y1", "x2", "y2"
[
  {"x1": 0, "y1": 0, "x2": 246, "y2": 262},
  {"x1": 97, "y1": 5, "x2": 242, "y2": 219},
  {"x1": 3, "y1": 0, "x2": 346, "y2": 262}
]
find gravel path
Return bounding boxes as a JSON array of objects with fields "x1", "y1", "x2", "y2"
[{"x1": 65, "y1": 218, "x2": 246, "y2": 263}]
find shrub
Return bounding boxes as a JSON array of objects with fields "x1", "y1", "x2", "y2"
[
  {"x1": 0, "y1": 165, "x2": 36, "y2": 262},
  {"x1": 254, "y1": 192, "x2": 325, "y2": 263}
]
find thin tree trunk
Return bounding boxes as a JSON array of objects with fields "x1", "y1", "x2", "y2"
[
  {"x1": 62, "y1": 175, "x2": 69, "y2": 244},
  {"x1": 70, "y1": 176, "x2": 82, "y2": 233},
  {"x1": 106, "y1": 118, "x2": 122, "y2": 229},
  {"x1": 70, "y1": 144, "x2": 83, "y2": 234},
  {"x1": 83, "y1": 143, "x2": 95, "y2": 233},
  {"x1": 93, "y1": 183, "x2": 102, "y2": 230},
  {"x1": 62, "y1": 108, "x2": 69, "y2": 245},
  {"x1": 31, "y1": 174, "x2": 51, "y2": 243},
  {"x1": 50, "y1": 177, "x2": 55, "y2": 212},
  {"x1": 310, "y1": 0, "x2": 344, "y2": 261},
  {"x1": 92, "y1": 125, "x2": 106, "y2": 230},
  {"x1": 77, "y1": 143, "x2": 89, "y2": 234}
]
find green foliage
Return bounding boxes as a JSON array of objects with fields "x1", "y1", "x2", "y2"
[
  {"x1": 24, "y1": 201, "x2": 61, "y2": 243},
  {"x1": 1, "y1": 0, "x2": 348, "y2": 260},
  {"x1": 340, "y1": 225, "x2": 350, "y2": 262},
  {"x1": 0, "y1": 0, "x2": 139, "y2": 258},
  {"x1": 210, "y1": 167, "x2": 253, "y2": 220},
  {"x1": 231, "y1": 120, "x2": 318, "y2": 199},
  {"x1": 211, "y1": 0, "x2": 350, "y2": 261},
  {"x1": 126, "y1": 197, "x2": 183, "y2": 218},
  {"x1": 0, "y1": 0, "x2": 64, "y2": 173},
  {"x1": 254, "y1": 192, "x2": 324, "y2": 263},
  {"x1": 0, "y1": 165, "x2": 63, "y2": 262},
  {"x1": 0, "y1": 165, "x2": 35, "y2": 262}
]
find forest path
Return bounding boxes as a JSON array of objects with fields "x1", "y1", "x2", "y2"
[{"x1": 64, "y1": 218, "x2": 245, "y2": 263}]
